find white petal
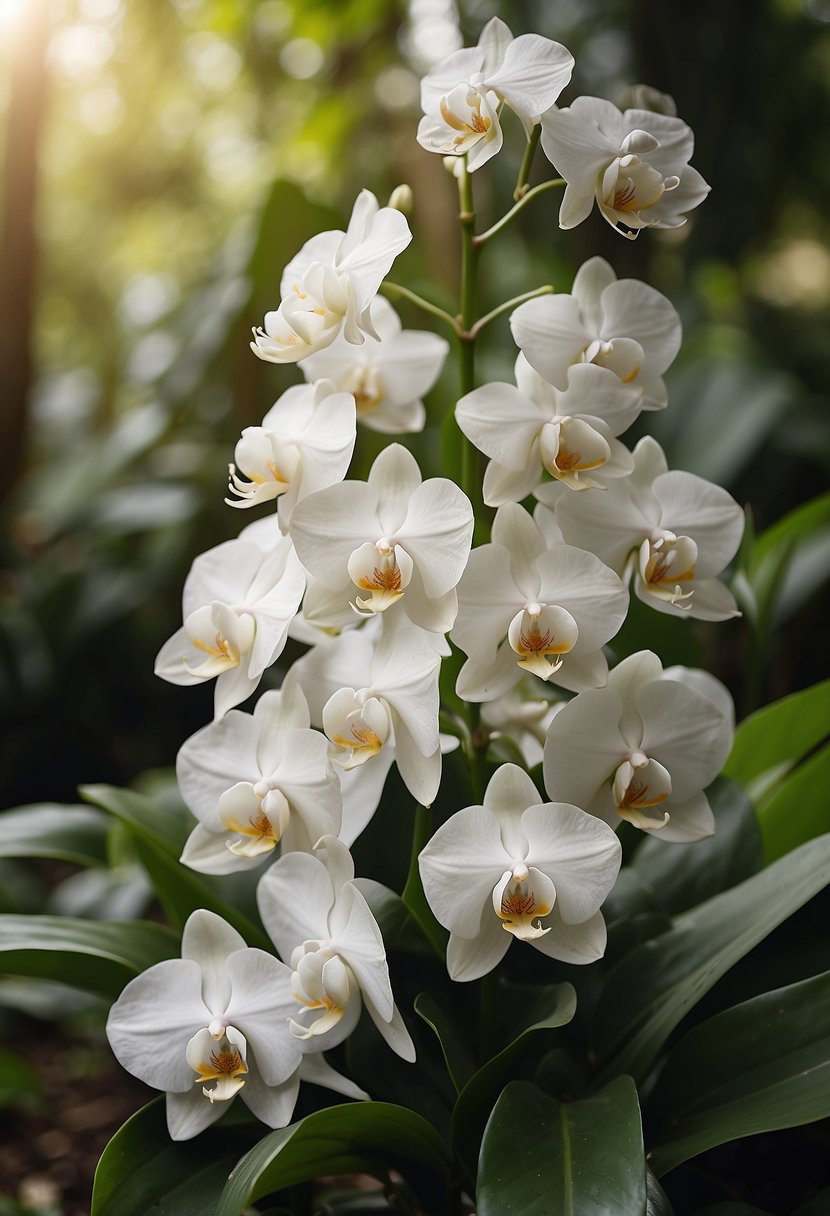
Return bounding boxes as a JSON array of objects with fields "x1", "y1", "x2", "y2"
[
  {"x1": 290, "y1": 482, "x2": 381, "y2": 588},
  {"x1": 176, "y1": 711, "x2": 261, "y2": 828},
  {"x1": 456, "y1": 381, "x2": 545, "y2": 469},
  {"x1": 181, "y1": 910, "x2": 247, "y2": 1015},
  {"x1": 638, "y1": 678, "x2": 733, "y2": 799},
  {"x1": 299, "y1": 1052, "x2": 368, "y2": 1100},
  {"x1": 368, "y1": 443, "x2": 423, "y2": 534},
  {"x1": 529, "y1": 907, "x2": 607, "y2": 964},
  {"x1": 257, "y1": 851, "x2": 334, "y2": 960},
  {"x1": 446, "y1": 916, "x2": 510, "y2": 981},
  {"x1": 510, "y1": 294, "x2": 588, "y2": 391},
  {"x1": 653, "y1": 471, "x2": 744, "y2": 577},
  {"x1": 224, "y1": 949, "x2": 301, "y2": 1086},
  {"x1": 598, "y1": 279, "x2": 681, "y2": 380},
  {"x1": 452, "y1": 544, "x2": 524, "y2": 660},
  {"x1": 419, "y1": 806, "x2": 510, "y2": 938},
  {"x1": 398, "y1": 478, "x2": 473, "y2": 599},
  {"x1": 329, "y1": 885, "x2": 392, "y2": 1020},
  {"x1": 485, "y1": 34, "x2": 573, "y2": 119},
  {"x1": 106, "y1": 959, "x2": 206, "y2": 1093},
  {"x1": 166, "y1": 1087, "x2": 225, "y2": 1140},
  {"x1": 523, "y1": 803, "x2": 621, "y2": 923},
  {"x1": 543, "y1": 687, "x2": 627, "y2": 810},
  {"x1": 653, "y1": 791, "x2": 716, "y2": 843},
  {"x1": 483, "y1": 763, "x2": 539, "y2": 857}
]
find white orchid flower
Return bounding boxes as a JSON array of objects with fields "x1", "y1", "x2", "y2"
[
  {"x1": 106, "y1": 909, "x2": 363, "y2": 1141},
  {"x1": 509, "y1": 257, "x2": 681, "y2": 409},
  {"x1": 175, "y1": 676, "x2": 341, "y2": 873},
  {"x1": 289, "y1": 444, "x2": 473, "y2": 635},
  {"x1": 540, "y1": 96, "x2": 710, "y2": 237},
  {"x1": 452, "y1": 503, "x2": 628, "y2": 701},
  {"x1": 543, "y1": 650, "x2": 735, "y2": 841},
  {"x1": 456, "y1": 354, "x2": 639, "y2": 502},
  {"x1": 258, "y1": 835, "x2": 415, "y2": 1061},
  {"x1": 481, "y1": 680, "x2": 564, "y2": 769},
  {"x1": 545, "y1": 436, "x2": 744, "y2": 620},
  {"x1": 251, "y1": 190, "x2": 412, "y2": 364},
  {"x1": 419, "y1": 764, "x2": 621, "y2": 981},
  {"x1": 301, "y1": 297, "x2": 449, "y2": 435},
  {"x1": 417, "y1": 17, "x2": 573, "y2": 171},
  {"x1": 226, "y1": 380, "x2": 356, "y2": 529},
  {"x1": 292, "y1": 614, "x2": 443, "y2": 832},
  {"x1": 154, "y1": 527, "x2": 306, "y2": 718}
]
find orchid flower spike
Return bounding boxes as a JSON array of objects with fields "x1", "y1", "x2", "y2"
[
  {"x1": 419, "y1": 764, "x2": 621, "y2": 980},
  {"x1": 418, "y1": 17, "x2": 573, "y2": 170},
  {"x1": 251, "y1": 189, "x2": 412, "y2": 364},
  {"x1": 540, "y1": 96, "x2": 710, "y2": 237},
  {"x1": 258, "y1": 835, "x2": 415, "y2": 1062},
  {"x1": 543, "y1": 650, "x2": 735, "y2": 841},
  {"x1": 106, "y1": 910, "x2": 363, "y2": 1140}
]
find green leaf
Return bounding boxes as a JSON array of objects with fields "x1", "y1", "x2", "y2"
[
  {"x1": 131, "y1": 834, "x2": 271, "y2": 952},
  {"x1": 353, "y1": 878, "x2": 432, "y2": 955},
  {"x1": 401, "y1": 804, "x2": 447, "y2": 957},
  {"x1": 0, "y1": 915, "x2": 178, "y2": 998},
  {"x1": 413, "y1": 992, "x2": 477, "y2": 1094},
  {"x1": 591, "y1": 833, "x2": 830, "y2": 1083},
  {"x1": 632, "y1": 779, "x2": 762, "y2": 915},
  {"x1": 793, "y1": 1188, "x2": 830, "y2": 1216},
  {"x1": 452, "y1": 983, "x2": 577, "y2": 1169},
  {"x1": 723, "y1": 681, "x2": 830, "y2": 791},
  {"x1": 81, "y1": 782, "x2": 190, "y2": 855},
  {"x1": 477, "y1": 1077, "x2": 646, "y2": 1216},
  {"x1": 647, "y1": 969, "x2": 830, "y2": 1176},
  {"x1": 92, "y1": 1098, "x2": 257, "y2": 1216},
  {"x1": 0, "y1": 803, "x2": 109, "y2": 866},
  {"x1": 646, "y1": 1168, "x2": 675, "y2": 1216},
  {"x1": 213, "y1": 1103, "x2": 452, "y2": 1215},
  {"x1": 754, "y1": 743, "x2": 830, "y2": 862}
]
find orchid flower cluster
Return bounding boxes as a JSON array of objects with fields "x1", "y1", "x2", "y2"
[{"x1": 108, "y1": 17, "x2": 742, "y2": 1143}]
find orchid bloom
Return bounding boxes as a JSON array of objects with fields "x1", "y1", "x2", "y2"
[
  {"x1": 419, "y1": 764, "x2": 621, "y2": 980},
  {"x1": 540, "y1": 96, "x2": 710, "y2": 237},
  {"x1": 154, "y1": 524, "x2": 306, "y2": 718},
  {"x1": 417, "y1": 17, "x2": 573, "y2": 171},
  {"x1": 301, "y1": 297, "x2": 449, "y2": 434},
  {"x1": 258, "y1": 835, "x2": 415, "y2": 1061},
  {"x1": 290, "y1": 443, "x2": 473, "y2": 635},
  {"x1": 452, "y1": 502, "x2": 629, "y2": 701},
  {"x1": 481, "y1": 680, "x2": 564, "y2": 769},
  {"x1": 509, "y1": 257, "x2": 682, "y2": 409},
  {"x1": 251, "y1": 190, "x2": 411, "y2": 364},
  {"x1": 106, "y1": 910, "x2": 363, "y2": 1140},
  {"x1": 543, "y1": 650, "x2": 735, "y2": 841},
  {"x1": 176, "y1": 675, "x2": 341, "y2": 873},
  {"x1": 545, "y1": 436, "x2": 745, "y2": 620},
  {"x1": 226, "y1": 380, "x2": 356, "y2": 530},
  {"x1": 456, "y1": 355, "x2": 639, "y2": 502},
  {"x1": 291, "y1": 613, "x2": 443, "y2": 833}
]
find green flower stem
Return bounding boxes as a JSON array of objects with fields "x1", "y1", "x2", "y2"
[
  {"x1": 514, "y1": 123, "x2": 542, "y2": 200},
  {"x1": 469, "y1": 284, "x2": 554, "y2": 339},
  {"x1": 380, "y1": 280, "x2": 460, "y2": 334},
  {"x1": 472, "y1": 176, "x2": 566, "y2": 248},
  {"x1": 402, "y1": 803, "x2": 446, "y2": 957}
]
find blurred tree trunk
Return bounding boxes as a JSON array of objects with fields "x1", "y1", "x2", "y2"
[{"x1": 0, "y1": 0, "x2": 50, "y2": 508}]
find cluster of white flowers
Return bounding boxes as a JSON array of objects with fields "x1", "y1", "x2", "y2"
[{"x1": 109, "y1": 16, "x2": 739, "y2": 1142}]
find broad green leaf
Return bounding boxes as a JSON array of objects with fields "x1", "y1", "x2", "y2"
[
  {"x1": 92, "y1": 1098, "x2": 257, "y2": 1216},
  {"x1": 353, "y1": 878, "x2": 431, "y2": 955},
  {"x1": 414, "y1": 992, "x2": 477, "y2": 1094},
  {"x1": 131, "y1": 835, "x2": 271, "y2": 952},
  {"x1": 213, "y1": 1103, "x2": 452, "y2": 1215},
  {"x1": 591, "y1": 834, "x2": 830, "y2": 1083},
  {"x1": 0, "y1": 915, "x2": 177, "y2": 998},
  {"x1": 646, "y1": 1168, "x2": 675, "y2": 1216},
  {"x1": 647, "y1": 970, "x2": 830, "y2": 1176},
  {"x1": 81, "y1": 782, "x2": 190, "y2": 855},
  {"x1": 477, "y1": 1077, "x2": 646, "y2": 1216},
  {"x1": 452, "y1": 983, "x2": 577, "y2": 1168},
  {"x1": 0, "y1": 803, "x2": 109, "y2": 866},
  {"x1": 632, "y1": 779, "x2": 762, "y2": 915},
  {"x1": 754, "y1": 743, "x2": 830, "y2": 862},
  {"x1": 723, "y1": 681, "x2": 830, "y2": 791},
  {"x1": 401, "y1": 804, "x2": 447, "y2": 957}
]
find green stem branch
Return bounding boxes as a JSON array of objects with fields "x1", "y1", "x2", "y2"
[
  {"x1": 514, "y1": 124, "x2": 541, "y2": 200},
  {"x1": 468, "y1": 284, "x2": 554, "y2": 339},
  {"x1": 472, "y1": 177, "x2": 565, "y2": 247},
  {"x1": 380, "y1": 280, "x2": 460, "y2": 334}
]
